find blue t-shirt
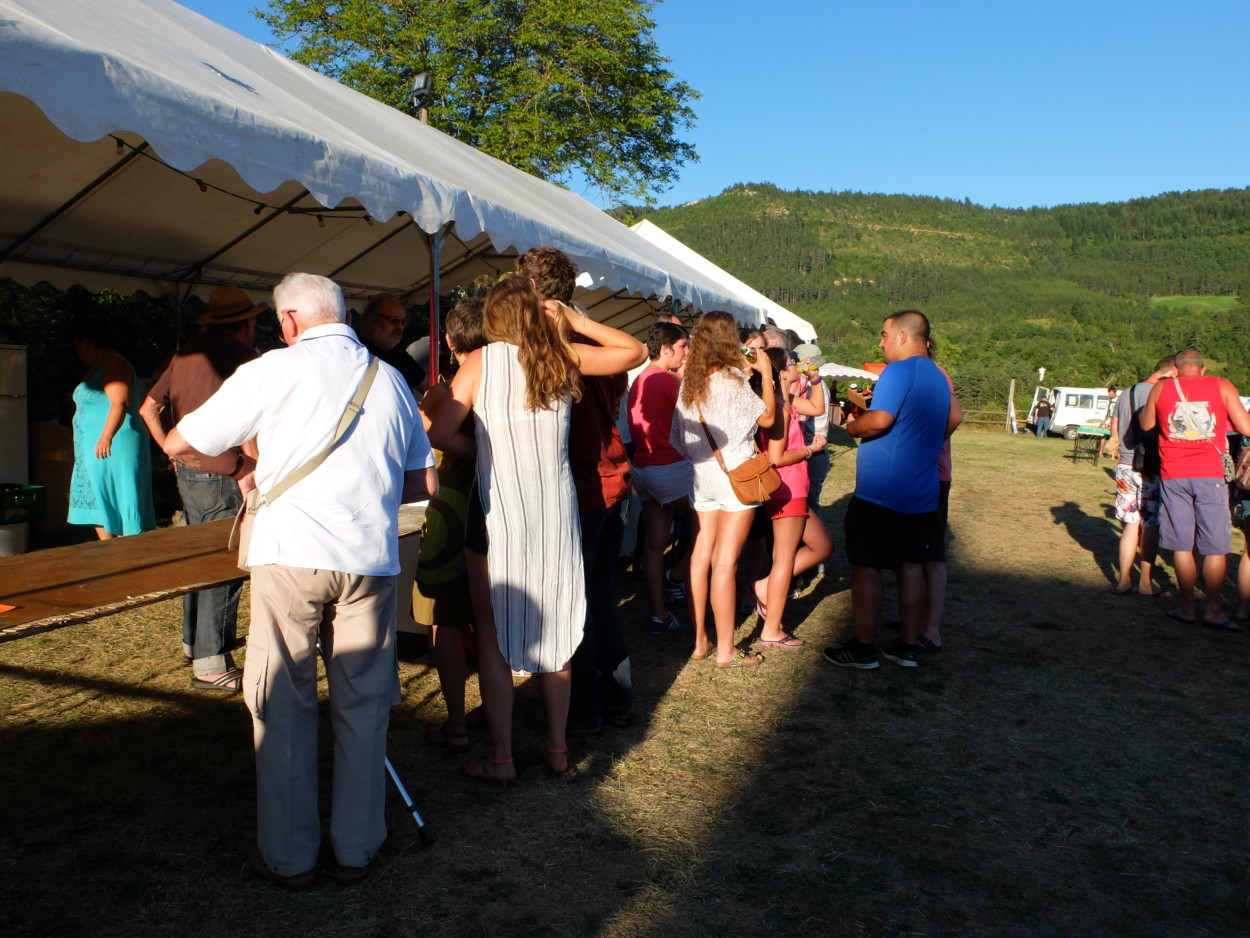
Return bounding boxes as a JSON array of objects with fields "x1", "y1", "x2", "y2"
[{"x1": 855, "y1": 356, "x2": 951, "y2": 513}]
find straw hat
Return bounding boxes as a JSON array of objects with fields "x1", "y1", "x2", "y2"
[{"x1": 197, "y1": 285, "x2": 264, "y2": 325}]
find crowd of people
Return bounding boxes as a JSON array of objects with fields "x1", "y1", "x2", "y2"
[
  {"x1": 60, "y1": 235, "x2": 1250, "y2": 896},
  {"x1": 70, "y1": 246, "x2": 968, "y2": 890},
  {"x1": 1113, "y1": 350, "x2": 1250, "y2": 630}
]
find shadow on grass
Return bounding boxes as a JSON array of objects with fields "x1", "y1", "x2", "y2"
[
  {"x1": 1051, "y1": 499, "x2": 1119, "y2": 584},
  {"x1": 4, "y1": 437, "x2": 1249, "y2": 937}
]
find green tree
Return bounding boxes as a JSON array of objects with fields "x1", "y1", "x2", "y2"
[{"x1": 258, "y1": 0, "x2": 699, "y2": 203}]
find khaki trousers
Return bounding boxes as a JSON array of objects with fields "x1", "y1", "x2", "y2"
[{"x1": 243, "y1": 565, "x2": 399, "y2": 876}]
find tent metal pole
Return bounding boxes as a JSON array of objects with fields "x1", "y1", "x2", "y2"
[{"x1": 427, "y1": 225, "x2": 449, "y2": 384}]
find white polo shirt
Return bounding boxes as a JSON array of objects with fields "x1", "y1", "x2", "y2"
[{"x1": 177, "y1": 323, "x2": 434, "y2": 576}]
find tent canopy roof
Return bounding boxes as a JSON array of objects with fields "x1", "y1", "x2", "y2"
[{"x1": 0, "y1": 0, "x2": 766, "y2": 332}]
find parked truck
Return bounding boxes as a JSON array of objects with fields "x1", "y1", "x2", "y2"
[{"x1": 1027, "y1": 385, "x2": 1113, "y2": 439}]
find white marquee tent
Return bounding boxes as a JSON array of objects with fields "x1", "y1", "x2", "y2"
[
  {"x1": 629, "y1": 220, "x2": 818, "y2": 342},
  {"x1": 0, "y1": 0, "x2": 768, "y2": 339}
]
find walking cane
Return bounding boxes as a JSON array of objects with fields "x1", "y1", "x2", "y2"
[
  {"x1": 386, "y1": 756, "x2": 436, "y2": 846},
  {"x1": 316, "y1": 639, "x2": 435, "y2": 846}
]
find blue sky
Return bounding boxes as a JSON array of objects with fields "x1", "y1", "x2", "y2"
[{"x1": 180, "y1": 0, "x2": 1250, "y2": 210}]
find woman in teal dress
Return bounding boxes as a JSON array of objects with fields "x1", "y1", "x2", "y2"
[{"x1": 68, "y1": 316, "x2": 156, "y2": 539}]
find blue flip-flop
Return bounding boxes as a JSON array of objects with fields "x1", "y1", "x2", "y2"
[
  {"x1": 1202, "y1": 619, "x2": 1244, "y2": 632},
  {"x1": 1166, "y1": 609, "x2": 1196, "y2": 625}
]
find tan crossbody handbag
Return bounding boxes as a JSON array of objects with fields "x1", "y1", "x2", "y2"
[
  {"x1": 227, "y1": 356, "x2": 379, "y2": 572},
  {"x1": 696, "y1": 406, "x2": 781, "y2": 505}
]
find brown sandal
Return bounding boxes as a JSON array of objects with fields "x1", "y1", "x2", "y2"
[
  {"x1": 462, "y1": 757, "x2": 514, "y2": 784},
  {"x1": 715, "y1": 648, "x2": 764, "y2": 669},
  {"x1": 428, "y1": 723, "x2": 471, "y2": 753},
  {"x1": 539, "y1": 746, "x2": 576, "y2": 778}
]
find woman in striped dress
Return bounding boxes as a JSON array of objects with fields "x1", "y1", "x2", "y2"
[{"x1": 430, "y1": 274, "x2": 645, "y2": 780}]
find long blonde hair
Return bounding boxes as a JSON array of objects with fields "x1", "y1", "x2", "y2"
[
  {"x1": 482, "y1": 275, "x2": 582, "y2": 410},
  {"x1": 680, "y1": 311, "x2": 746, "y2": 408}
]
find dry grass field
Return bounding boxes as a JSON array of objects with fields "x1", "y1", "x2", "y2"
[{"x1": 2, "y1": 428, "x2": 1248, "y2": 937}]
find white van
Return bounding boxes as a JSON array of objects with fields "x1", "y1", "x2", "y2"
[{"x1": 1028, "y1": 386, "x2": 1113, "y2": 439}]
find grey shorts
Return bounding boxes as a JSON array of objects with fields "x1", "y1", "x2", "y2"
[
  {"x1": 1158, "y1": 476, "x2": 1230, "y2": 555},
  {"x1": 632, "y1": 460, "x2": 693, "y2": 507}
]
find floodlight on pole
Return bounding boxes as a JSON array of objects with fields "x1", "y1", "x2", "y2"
[{"x1": 409, "y1": 73, "x2": 432, "y2": 123}]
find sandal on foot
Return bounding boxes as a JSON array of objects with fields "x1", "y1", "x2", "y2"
[
  {"x1": 1203, "y1": 618, "x2": 1244, "y2": 632},
  {"x1": 689, "y1": 643, "x2": 717, "y2": 661},
  {"x1": 539, "y1": 746, "x2": 575, "y2": 778},
  {"x1": 428, "y1": 723, "x2": 470, "y2": 753},
  {"x1": 915, "y1": 635, "x2": 942, "y2": 653},
  {"x1": 462, "y1": 757, "x2": 514, "y2": 784},
  {"x1": 191, "y1": 667, "x2": 242, "y2": 692},
  {"x1": 759, "y1": 634, "x2": 804, "y2": 649},
  {"x1": 715, "y1": 648, "x2": 764, "y2": 669},
  {"x1": 1166, "y1": 609, "x2": 1196, "y2": 625}
]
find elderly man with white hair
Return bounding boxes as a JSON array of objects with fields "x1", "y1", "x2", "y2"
[{"x1": 164, "y1": 272, "x2": 437, "y2": 889}]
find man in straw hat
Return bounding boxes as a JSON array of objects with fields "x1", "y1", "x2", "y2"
[{"x1": 140, "y1": 285, "x2": 262, "y2": 692}]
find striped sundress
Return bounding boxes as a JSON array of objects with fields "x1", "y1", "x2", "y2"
[{"x1": 473, "y1": 342, "x2": 585, "y2": 673}]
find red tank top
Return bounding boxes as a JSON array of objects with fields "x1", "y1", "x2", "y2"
[{"x1": 1155, "y1": 376, "x2": 1227, "y2": 480}]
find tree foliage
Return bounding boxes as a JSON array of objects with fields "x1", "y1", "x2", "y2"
[
  {"x1": 641, "y1": 184, "x2": 1250, "y2": 409},
  {"x1": 257, "y1": 0, "x2": 699, "y2": 203}
]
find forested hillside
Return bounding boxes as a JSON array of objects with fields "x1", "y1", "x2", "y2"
[{"x1": 634, "y1": 185, "x2": 1250, "y2": 407}]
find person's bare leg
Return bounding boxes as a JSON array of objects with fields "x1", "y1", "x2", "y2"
[
  {"x1": 1115, "y1": 520, "x2": 1141, "y2": 592},
  {"x1": 710, "y1": 510, "x2": 760, "y2": 666},
  {"x1": 850, "y1": 564, "x2": 884, "y2": 645},
  {"x1": 1237, "y1": 532, "x2": 1250, "y2": 619},
  {"x1": 1171, "y1": 549, "x2": 1197, "y2": 621},
  {"x1": 737, "y1": 533, "x2": 766, "y2": 608},
  {"x1": 920, "y1": 560, "x2": 946, "y2": 646},
  {"x1": 1201, "y1": 553, "x2": 1227, "y2": 624},
  {"x1": 95, "y1": 527, "x2": 116, "y2": 540},
  {"x1": 756, "y1": 515, "x2": 805, "y2": 643},
  {"x1": 1138, "y1": 524, "x2": 1163, "y2": 595},
  {"x1": 463, "y1": 550, "x2": 515, "y2": 780},
  {"x1": 640, "y1": 499, "x2": 676, "y2": 620},
  {"x1": 897, "y1": 562, "x2": 927, "y2": 645},
  {"x1": 431, "y1": 624, "x2": 468, "y2": 739},
  {"x1": 538, "y1": 668, "x2": 572, "y2": 773},
  {"x1": 792, "y1": 508, "x2": 835, "y2": 578},
  {"x1": 670, "y1": 503, "x2": 692, "y2": 583},
  {"x1": 687, "y1": 512, "x2": 714, "y2": 659}
]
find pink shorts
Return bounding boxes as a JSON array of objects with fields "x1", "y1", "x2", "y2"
[{"x1": 765, "y1": 496, "x2": 809, "y2": 521}]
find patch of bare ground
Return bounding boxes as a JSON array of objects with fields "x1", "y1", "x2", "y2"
[{"x1": 1, "y1": 428, "x2": 1247, "y2": 937}]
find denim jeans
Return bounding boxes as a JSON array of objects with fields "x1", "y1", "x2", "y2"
[
  {"x1": 571, "y1": 503, "x2": 634, "y2": 727},
  {"x1": 1036, "y1": 417, "x2": 1051, "y2": 438},
  {"x1": 177, "y1": 464, "x2": 245, "y2": 675},
  {"x1": 806, "y1": 448, "x2": 831, "y2": 510}
]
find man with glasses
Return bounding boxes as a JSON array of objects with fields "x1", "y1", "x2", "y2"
[{"x1": 356, "y1": 293, "x2": 426, "y2": 392}]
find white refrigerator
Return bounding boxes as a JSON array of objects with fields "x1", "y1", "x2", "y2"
[{"x1": 0, "y1": 344, "x2": 29, "y2": 554}]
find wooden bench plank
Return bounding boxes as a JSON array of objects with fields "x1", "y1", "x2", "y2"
[{"x1": 0, "y1": 506, "x2": 424, "y2": 640}]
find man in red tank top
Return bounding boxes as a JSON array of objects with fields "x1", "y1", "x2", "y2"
[{"x1": 1141, "y1": 349, "x2": 1250, "y2": 629}]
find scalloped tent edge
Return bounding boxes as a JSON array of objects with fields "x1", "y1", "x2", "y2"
[{"x1": 0, "y1": 0, "x2": 768, "y2": 336}]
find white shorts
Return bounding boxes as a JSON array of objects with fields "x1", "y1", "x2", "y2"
[
  {"x1": 691, "y1": 466, "x2": 758, "y2": 513},
  {"x1": 632, "y1": 460, "x2": 693, "y2": 507}
]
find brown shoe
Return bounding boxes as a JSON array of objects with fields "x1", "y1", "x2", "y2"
[
  {"x1": 248, "y1": 846, "x2": 316, "y2": 891},
  {"x1": 320, "y1": 844, "x2": 378, "y2": 886}
]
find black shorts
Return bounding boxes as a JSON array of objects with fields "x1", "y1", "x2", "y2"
[
  {"x1": 844, "y1": 495, "x2": 939, "y2": 569},
  {"x1": 921, "y1": 481, "x2": 951, "y2": 562}
]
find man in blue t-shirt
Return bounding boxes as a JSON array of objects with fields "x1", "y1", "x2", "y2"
[{"x1": 824, "y1": 310, "x2": 962, "y2": 670}]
